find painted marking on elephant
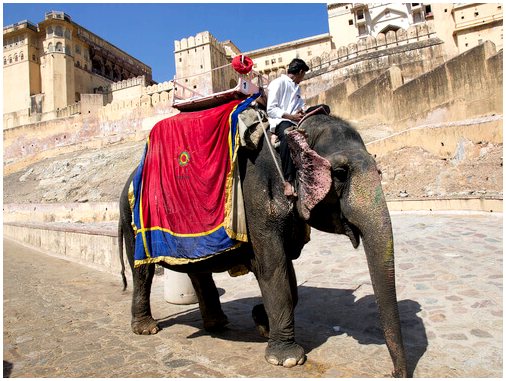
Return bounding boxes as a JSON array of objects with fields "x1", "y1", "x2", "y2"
[
  {"x1": 384, "y1": 237, "x2": 394, "y2": 264},
  {"x1": 374, "y1": 185, "x2": 383, "y2": 206}
]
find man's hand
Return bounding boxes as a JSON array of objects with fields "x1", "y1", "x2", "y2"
[{"x1": 283, "y1": 109, "x2": 305, "y2": 122}]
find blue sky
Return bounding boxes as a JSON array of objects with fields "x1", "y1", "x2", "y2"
[{"x1": 3, "y1": 2, "x2": 329, "y2": 83}]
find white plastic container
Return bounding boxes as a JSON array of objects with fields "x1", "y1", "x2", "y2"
[{"x1": 163, "y1": 269, "x2": 198, "y2": 305}]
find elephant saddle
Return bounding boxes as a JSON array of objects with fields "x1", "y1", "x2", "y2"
[{"x1": 130, "y1": 94, "x2": 259, "y2": 267}]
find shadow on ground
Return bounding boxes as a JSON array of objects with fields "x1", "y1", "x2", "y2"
[
  {"x1": 3, "y1": 361, "x2": 13, "y2": 378},
  {"x1": 158, "y1": 285, "x2": 427, "y2": 376}
]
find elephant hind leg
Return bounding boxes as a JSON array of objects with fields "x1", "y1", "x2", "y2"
[
  {"x1": 188, "y1": 272, "x2": 229, "y2": 331},
  {"x1": 252, "y1": 304, "x2": 269, "y2": 338},
  {"x1": 131, "y1": 263, "x2": 160, "y2": 335}
]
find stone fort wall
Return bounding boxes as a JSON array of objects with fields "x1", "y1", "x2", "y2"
[
  {"x1": 307, "y1": 41, "x2": 502, "y2": 129},
  {"x1": 3, "y1": 41, "x2": 503, "y2": 175}
]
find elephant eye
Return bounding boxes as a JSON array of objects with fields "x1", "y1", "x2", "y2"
[{"x1": 333, "y1": 167, "x2": 348, "y2": 183}]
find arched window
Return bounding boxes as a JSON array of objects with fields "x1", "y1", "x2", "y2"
[
  {"x1": 20, "y1": 52, "x2": 24, "y2": 60},
  {"x1": 55, "y1": 26, "x2": 63, "y2": 37},
  {"x1": 9, "y1": 55, "x2": 12, "y2": 63},
  {"x1": 56, "y1": 42, "x2": 63, "y2": 52},
  {"x1": 14, "y1": 54, "x2": 18, "y2": 62},
  {"x1": 76, "y1": 61, "x2": 81, "y2": 68},
  {"x1": 3, "y1": 57, "x2": 6, "y2": 65},
  {"x1": 47, "y1": 26, "x2": 53, "y2": 36},
  {"x1": 64, "y1": 29, "x2": 70, "y2": 39},
  {"x1": 47, "y1": 42, "x2": 53, "y2": 52},
  {"x1": 104, "y1": 64, "x2": 112, "y2": 78}
]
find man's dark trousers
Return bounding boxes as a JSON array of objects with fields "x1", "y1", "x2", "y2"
[{"x1": 275, "y1": 120, "x2": 297, "y2": 183}]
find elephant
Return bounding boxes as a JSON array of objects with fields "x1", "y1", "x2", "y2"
[{"x1": 118, "y1": 106, "x2": 408, "y2": 377}]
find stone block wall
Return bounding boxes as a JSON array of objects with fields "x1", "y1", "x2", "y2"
[
  {"x1": 4, "y1": 42, "x2": 503, "y2": 175},
  {"x1": 307, "y1": 42, "x2": 503, "y2": 130}
]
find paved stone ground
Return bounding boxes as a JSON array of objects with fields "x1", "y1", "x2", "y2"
[{"x1": 3, "y1": 212, "x2": 503, "y2": 378}]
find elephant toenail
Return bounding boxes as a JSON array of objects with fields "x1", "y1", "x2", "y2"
[
  {"x1": 266, "y1": 356, "x2": 280, "y2": 366},
  {"x1": 283, "y1": 358, "x2": 297, "y2": 368}
]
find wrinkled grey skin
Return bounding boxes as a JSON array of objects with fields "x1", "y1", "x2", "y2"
[{"x1": 118, "y1": 112, "x2": 407, "y2": 377}]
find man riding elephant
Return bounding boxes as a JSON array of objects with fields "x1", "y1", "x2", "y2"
[{"x1": 266, "y1": 58, "x2": 309, "y2": 198}]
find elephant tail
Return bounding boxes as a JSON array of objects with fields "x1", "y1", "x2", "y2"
[{"x1": 118, "y1": 220, "x2": 127, "y2": 291}]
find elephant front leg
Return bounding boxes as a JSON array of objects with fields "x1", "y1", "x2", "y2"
[
  {"x1": 253, "y1": 255, "x2": 305, "y2": 368},
  {"x1": 131, "y1": 263, "x2": 159, "y2": 335},
  {"x1": 188, "y1": 272, "x2": 229, "y2": 331},
  {"x1": 253, "y1": 259, "x2": 298, "y2": 340}
]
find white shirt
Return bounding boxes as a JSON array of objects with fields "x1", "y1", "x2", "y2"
[{"x1": 266, "y1": 74, "x2": 305, "y2": 131}]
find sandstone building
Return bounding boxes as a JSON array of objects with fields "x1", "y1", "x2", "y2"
[
  {"x1": 3, "y1": 3, "x2": 503, "y2": 131},
  {"x1": 3, "y1": 11, "x2": 153, "y2": 128},
  {"x1": 249, "y1": 2, "x2": 503, "y2": 75},
  {"x1": 173, "y1": 31, "x2": 240, "y2": 101},
  {"x1": 171, "y1": 3, "x2": 503, "y2": 97}
]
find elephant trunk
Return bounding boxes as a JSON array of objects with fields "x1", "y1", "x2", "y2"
[{"x1": 342, "y1": 162, "x2": 408, "y2": 377}]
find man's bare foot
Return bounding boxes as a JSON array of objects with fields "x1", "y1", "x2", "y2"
[{"x1": 284, "y1": 181, "x2": 297, "y2": 197}]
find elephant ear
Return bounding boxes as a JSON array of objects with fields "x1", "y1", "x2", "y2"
[{"x1": 286, "y1": 129, "x2": 332, "y2": 220}]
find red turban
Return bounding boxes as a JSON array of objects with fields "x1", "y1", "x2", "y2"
[{"x1": 231, "y1": 55, "x2": 254, "y2": 74}]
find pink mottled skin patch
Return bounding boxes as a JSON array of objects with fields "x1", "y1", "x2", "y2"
[{"x1": 286, "y1": 130, "x2": 332, "y2": 220}]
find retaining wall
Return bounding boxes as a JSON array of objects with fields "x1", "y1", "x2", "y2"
[
  {"x1": 3, "y1": 222, "x2": 126, "y2": 277},
  {"x1": 3, "y1": 196, "x2": 501, "y2": 277},
  {"x1": 366, "y1": 116, "x2": 503, "y2": 158},
  {"x1": 4, "y1": 43, "x2": 502, "y2": 175},
  {"x1": 308, "y1": 42, "x2": 503, "y2": 130}
]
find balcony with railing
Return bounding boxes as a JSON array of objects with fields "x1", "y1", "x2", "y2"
[
  {"x1": 352, "y1": 3, "x2": 368, "y2": 11},
  {"x1": 45, "y1": 11, "x2": 71, "y2": 22},
  {"x1": 3, "y1": 20, "x2": 38, "y2": 33}
]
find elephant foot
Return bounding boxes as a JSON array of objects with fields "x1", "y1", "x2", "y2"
[
  {"x1": 252, "y1": 304, "x2": 269, "y2": 338},
  {"x1": 131, "y1": 316, "x2": 160, "y2": 335},
  {"x1": 203, "y1": 313, "x2": 229, "y2": 332},
  {"x1": 265, "y1": 340, "x2": 306, "y2": 368}
]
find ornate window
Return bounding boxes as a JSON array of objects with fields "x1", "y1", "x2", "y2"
[
  {"x1": 47, "y1": 42, "x2": 53, "y2": 52},
  {"x1": 56, "y1": 42, "x2": 63, "y2": 52},
  {"x1": 55, "y1": 26, "x2": 63, "y2": 37},
  {"x1": 47, "y1": 26, "x2": 53, "y2": 36}
]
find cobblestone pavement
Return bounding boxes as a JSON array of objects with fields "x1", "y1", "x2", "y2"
[{"x1": 3, "y1": 212, "x2": 503, "y2": 378}]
